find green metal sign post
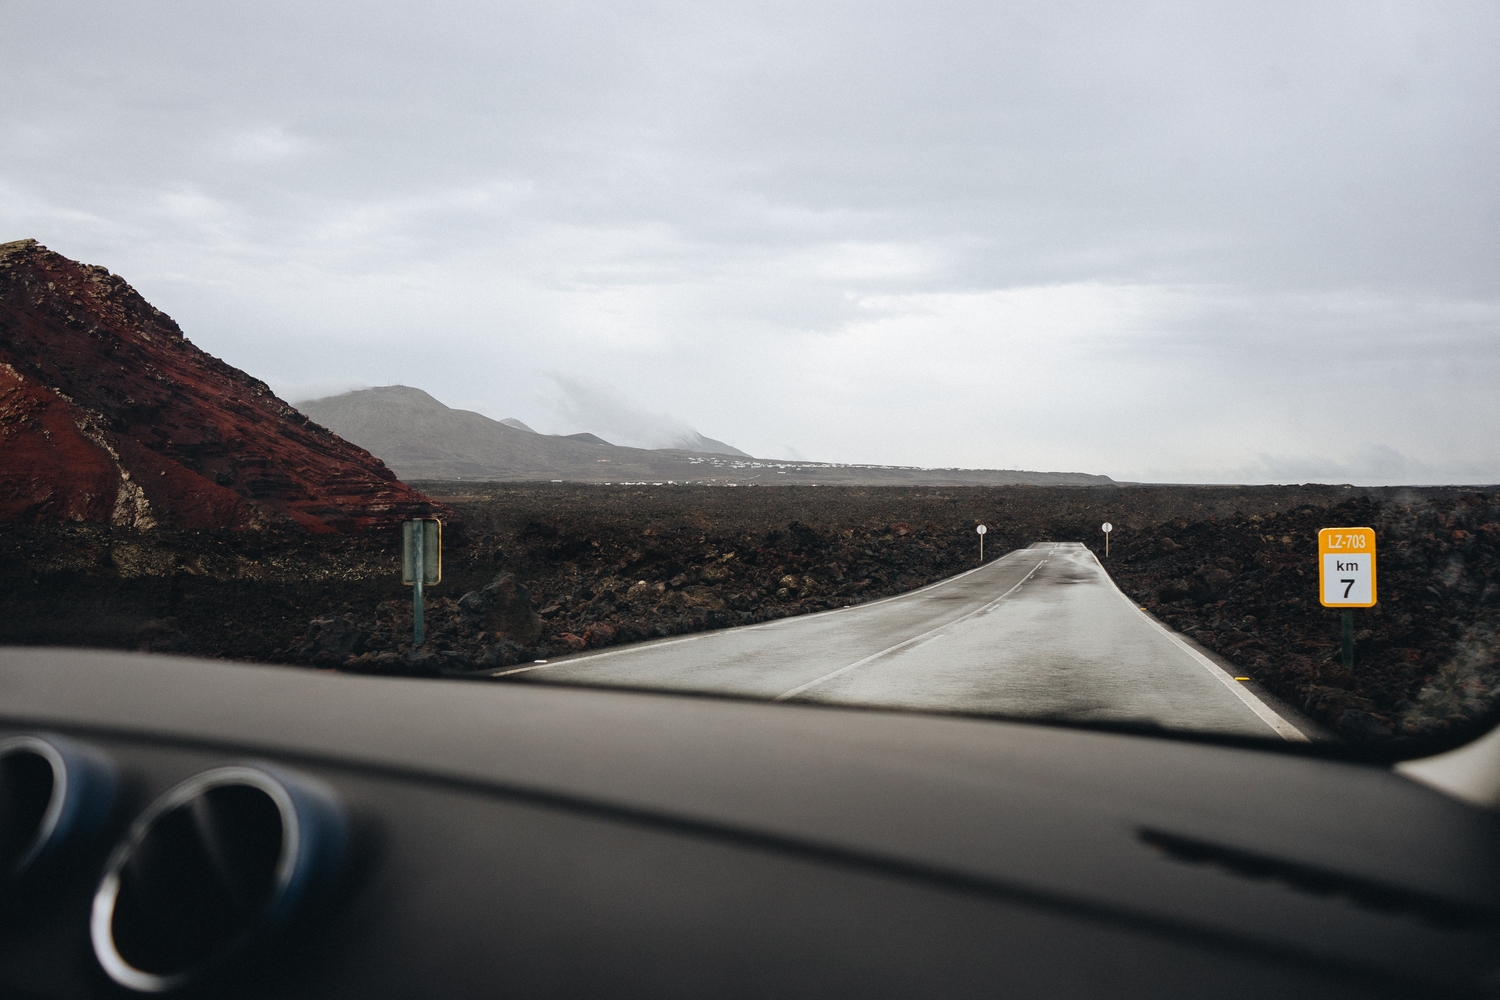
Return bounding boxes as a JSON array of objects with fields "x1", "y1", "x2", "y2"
[{"x1": 402, "y1": 519, "x2": 442, "y2": 647}]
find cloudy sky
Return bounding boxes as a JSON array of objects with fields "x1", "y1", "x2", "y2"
[{"x1": 4, "y1": 1, "x2": 1497, "y2": 483}]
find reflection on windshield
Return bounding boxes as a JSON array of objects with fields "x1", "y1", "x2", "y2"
[
  {"x1": 6, "y1": 479, "x2": 1495, "y2": 756},
  {"x1": 3, "y1": 1, "x2": 1499, "y2": 792}
]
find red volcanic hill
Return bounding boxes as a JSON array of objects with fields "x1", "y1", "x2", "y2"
[{"x1": 0, "y1": 239, "x2": 437, "y2": 532}]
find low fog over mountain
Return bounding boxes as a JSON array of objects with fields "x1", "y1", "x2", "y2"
[{"x1": 541, "y1": 375, "x2": 750, "y2": 457}]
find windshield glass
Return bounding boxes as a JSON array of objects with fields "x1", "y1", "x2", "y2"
[{"x1": 1, "y1": 4, "x2": 1496, "y2": 760}]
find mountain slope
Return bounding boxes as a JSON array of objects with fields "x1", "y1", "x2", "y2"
[
  {"x1": 672, "y1": 431, "x2": 750, "y2": 458},
  {"x1": 296, "y1": 386, "x2": 1115, "y2": 486},
  {"x1": 0, "y1": 239, "x2": 436, "y2": 531},
  {"x1": 297, "y1": 385, "x2": 744, "y2": 481}
]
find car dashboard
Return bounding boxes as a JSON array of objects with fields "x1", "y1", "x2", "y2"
[{"x1": 1, "y1": 648, "x2": 1498, "y2": 999}]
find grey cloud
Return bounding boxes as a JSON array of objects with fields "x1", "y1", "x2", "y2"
[
  {"x1": 2, "y1": 2, "x2": 1497, "y2": 483},
  {"x1": 9, "y1": 2, "x2": 1497, "y2": 292}
]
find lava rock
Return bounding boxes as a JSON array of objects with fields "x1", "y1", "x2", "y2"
[
  {"x1": 456, "y1": 589, "x2": 489, "y2": 620},
  {"x1": 136, "y1": 618, "x2": 191, "y2": 653},
  {"x1": 1189, "y1": 566, "x2": 1234, "y2": 603},
  {"x1": 1337, "y1": 709, "x2": 1393, "y2": 739},
  {"x1": 1157, "y1": 579, "x2": 1191, "y2": 602},
  {"x1": 457, "y1": 571, "x2": 543, "y2": 646},
  {"x1": 340, "y1": 653, "x2": 408, "y2": 677},
  {"x1": 476, "y1": 641, "x2": 525, "y2": 669},
  {"x1": 363, "y1": 651, "x2": 403, "y2": 673},
  {"x1": 439, "y1": 650, "x2": 477, "y2": 673},
  {"x1": 298, "y1": 616, "x2": 368, "y2": 659},
  {"x1": 404, "y1": 649, "x2": 442, "y2": 675},
  {"x1": 583, "y1": 623, "x2": 616, "y2": 647}
]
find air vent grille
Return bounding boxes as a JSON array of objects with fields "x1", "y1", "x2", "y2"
[
  {"x1": 92, "y1": 765, "x2": 344, "y2": 993},
  {"x1": 0, "y1": 734, "x2": 116, "y2": 880},
  {"x1": 0, "y1": 744, "x2": 54, "y2": 876},
  {"x1": 110, "y1": 783, "x2": 285, "y2": 976}
]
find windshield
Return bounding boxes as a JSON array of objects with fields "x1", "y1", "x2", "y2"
[{"x1": 1, "y1": 4, "x2": 1496, "y2": 760}]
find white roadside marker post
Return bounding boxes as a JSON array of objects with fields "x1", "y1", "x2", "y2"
[
  {"x1": 976, "y1": 524, "x2": 987, "y2": 564},
  {"x1": 1102, "y1": 522, "x2": 1113, "y2": 557}
]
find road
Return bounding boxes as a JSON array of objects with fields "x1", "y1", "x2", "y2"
[{"x1": 495, "y1": 542, "x2": 1308, "y2": 741}]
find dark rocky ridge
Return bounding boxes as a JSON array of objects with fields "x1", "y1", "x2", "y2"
[{"x1": 0, "y1": 239, "x2": 437, "y2": 532}]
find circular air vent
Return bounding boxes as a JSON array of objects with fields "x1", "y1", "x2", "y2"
[
  {"x1": 91, "y1": 765, "x2": 345, "y2": 993},
  {"x1": 0, "y1": 734, "x2": 116, "y2": 881}
]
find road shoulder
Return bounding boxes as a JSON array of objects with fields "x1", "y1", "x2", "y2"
[{"x1": 1134, "y1": 607, "x2": 1335, "y2": 741}]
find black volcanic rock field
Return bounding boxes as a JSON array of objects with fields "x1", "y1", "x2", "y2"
[
  {"x1": 1110, "y1": 493, "x2": 1500, "y2": 744},
  {"x1": 3, "y1": 482, "x2": 1496, "y2": 751}
]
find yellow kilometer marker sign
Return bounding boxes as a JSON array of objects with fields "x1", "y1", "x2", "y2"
[{"x1": 1318, "y1": 527, "x2": 1376, "y2": 608}]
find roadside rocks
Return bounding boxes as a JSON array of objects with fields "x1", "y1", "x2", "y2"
[
  {"x1": 1157, "y1": 579, "x2": 1191, "y2": 602},
  {"x1": 476, "y1": 641, "x2": 526, "y2": 669},
  {"x1": 133, "y1": 617, "x2": 192, "y2": 654},
  {"x1": 278, "y1": 485, "x2": 1499, "y2": 750},
  {"x1": 306, "y1": 573, "x2": 545, "y2": 675},
  {"x1": 1337, "y1": 709, "x2": 1394, "y2": 739},
  {"x1": 626, "y1": 580, "x2": 663, "y2": 601},
  {"x1": 292, "y1": 615, "x2": 369, "y2": 666},
  {"x1": 10, "y1": 480, "x2": 1496, "y2": 752},
  {"x1": 456, "y1": 571, "x2": 543, "y2": 646},
  {"x1": 399, "y1": 649, "x2": 440, "y2": 674},
  {"x1": 1189, "y1": 565, "x2": 1235, "y2": 603}
]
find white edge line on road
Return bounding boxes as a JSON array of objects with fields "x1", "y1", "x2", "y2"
[
  {"x1": 771, "y1": 551, "x2": 1052, "y2": 702},
  {"x1": 489, "y1": 630, "x2": 713, "y2": 677},
  {"x1": 490, "y1": 548, "x2": 1038, "y2": 678},
  {"x1": 1087, "y1": 551, "x2": 1308, "y2": 743}
]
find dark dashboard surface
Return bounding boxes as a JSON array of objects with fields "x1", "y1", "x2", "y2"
[{"x1": 2, "y1": 648, "x2": 1498, "y2": 998}]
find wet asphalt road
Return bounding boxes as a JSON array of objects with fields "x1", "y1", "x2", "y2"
[{"x1": 496, "y1": 543, "x2": 1306, "y2": 741}]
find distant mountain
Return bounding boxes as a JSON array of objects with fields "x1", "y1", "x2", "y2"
[
  {"x1": 0, "y1": 240, "x2": 435, "y2": 531},
  {"x1": 508, "y1": 420, "x2": 749, "y2": 458},
  {"x1": 671, "y1": 432, "x2": 751, "y2": 458},
  {"x1": 295, "y1": 385, "x2": 1115, "y2": 487},
  {"x1": 296, "y1": 386, "x2": 752, "y2": 481}
]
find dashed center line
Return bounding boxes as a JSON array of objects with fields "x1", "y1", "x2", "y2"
[{"x1": 772, "y1": 555, "x2": 1050, "y2": 701}]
